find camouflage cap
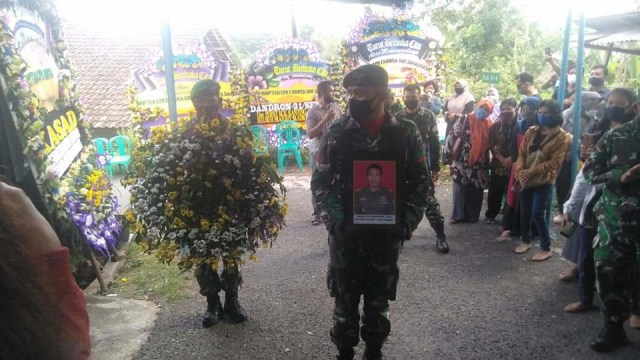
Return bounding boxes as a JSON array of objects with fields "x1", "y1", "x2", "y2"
[
  {"x1": 190, "y1": 79, "x2": 221, "y2": 101},
  {"x1": 343, "y1": 64, "x2": 389, "y2": 88}
]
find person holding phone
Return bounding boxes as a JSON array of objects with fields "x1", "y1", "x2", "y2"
[
  {"x1": 307, "y1": 80, "x2": 342, "y2": 225},
  {"x1": 0, "y1": 181, "x2": 91, "y2": 359}
]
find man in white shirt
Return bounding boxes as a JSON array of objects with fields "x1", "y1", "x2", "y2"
[{"x1": 306, "y1": 81, "x2": 342, "y2": 225}]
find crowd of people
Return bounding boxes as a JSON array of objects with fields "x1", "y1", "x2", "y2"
[
  {"x1": 306, "y1": 61, "x2": 639, "y2": 357},
  {"x1": 2, "y1": 60, "x2": 638, "y2": 359}
]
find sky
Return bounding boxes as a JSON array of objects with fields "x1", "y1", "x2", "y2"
[{"x1": 54, "y1": 0, "x2": 638, "y2": 37}]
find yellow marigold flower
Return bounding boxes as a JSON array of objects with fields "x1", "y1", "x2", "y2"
[
  {"x1": 167, "y1": 192, "x2": 178, "y2": 201},
  {"x1": 249, "y1": 254, "x2": 258, "y2": 262},
  {"x1": 200, "y1": 219, "x2": 211, "y2": 231},
  {"x1": 211, "y1": 118, "x2": 220, "y2": 127}
]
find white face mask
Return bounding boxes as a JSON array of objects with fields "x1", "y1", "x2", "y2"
[
  {"x1": 567, "y1": 74, "x2": 577, "y2": 84},
  {"x1": 584, "y1": 109, "x2": 598, "y2": 118}
]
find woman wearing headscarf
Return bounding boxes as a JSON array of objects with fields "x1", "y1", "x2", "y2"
[
  {"x1": 448, "y1": 98, "x2": 493, "y2": 223},
  {"x1": 487, "y1": 87, "x2": 501, "y2": 122},
  {"x1": 501, "y1": 97, "x2": 541, "y2": 238},
  {"x1": 514, "y1": 99, "x2": 571, "y2": 261},
  {"x1": 443, "y1": 79, "x2": 475, "y2": 139}
]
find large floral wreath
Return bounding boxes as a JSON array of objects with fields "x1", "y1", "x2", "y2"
[{"x1": 125, "y1": 116, "x2": 286, "y2": 270}]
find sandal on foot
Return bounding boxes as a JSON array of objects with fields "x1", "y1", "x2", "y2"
[
  {"x1": 559, "y1": 267, "x2": 579, "y2": 282},
  {"x1": 532, "y1": 251, "x2": 552, "y2": 261},
  {"x1": 564, "y1": 302, "x2": 594, "y2": 313},
  {"x1": 514, "y1": 243, "x2": 531, "y2": 254}
]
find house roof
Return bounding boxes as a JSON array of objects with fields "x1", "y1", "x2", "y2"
[
  {"x1": 64, "y1": 20, "x2": 239, "y2": 129},
  {"x1": 584, "y1": 11, "x2": 640, "y2": 55}
]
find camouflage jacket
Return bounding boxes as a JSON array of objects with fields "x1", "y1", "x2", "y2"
[
  {"x1": 396, "y1": 107, "x2": 441, "y2": 173},
  {"x1": 310, "y1": 112, "x2": 430, "y2": 233},
  {"x1": 583, "y1": 116, "x2": 640, "y2": 226}
]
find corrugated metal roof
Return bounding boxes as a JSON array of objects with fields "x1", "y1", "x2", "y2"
[{"x1": 583, "y1": 11, "x2": 640, "y2": 54}]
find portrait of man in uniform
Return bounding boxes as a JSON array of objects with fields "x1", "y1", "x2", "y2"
[{"x1": 353, "y1": 161, "x2": 397, "y2": 224}]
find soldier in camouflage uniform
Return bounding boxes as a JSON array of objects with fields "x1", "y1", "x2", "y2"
[
  {"x1": 311, "y1": 65, "x2": 430, "y2": 360},
  {"x1": 396, "y1": 84, "x2": 449, "y2": 253},
  {"x1": 583, "y1": 88, "x2": 639, "y2": 352}
]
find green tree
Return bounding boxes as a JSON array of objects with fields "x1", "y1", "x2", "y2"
[{"x1": 430, "y1": 0, "x2": 561, "y2": 98}]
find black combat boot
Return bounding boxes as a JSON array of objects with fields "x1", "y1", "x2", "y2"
[
  {"x1": 589, "y1": 321, "x2": 629, "y2": 352},
  {"x1": 336, "y1": 347, "x2": 354, "y2": 360},
  {"x1": 433, "y1": 222, "x2": 449, "y2": 254},
  {"x1": 363, "y1": 344, "x2": 382, "y2": 360},
  {"x1": 436, "y1": 235, "x2": 449, "y2": 254},
  {"x1": 202, "y1": 294, "x2": 222, "y2": 328},
  {"x1": 224, "y1": 289, "x2": 248, "y2": 322}
]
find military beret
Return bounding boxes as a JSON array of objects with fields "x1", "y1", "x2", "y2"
[
  {"x1": 343, "y1": 64, "x2": 389, "y2": 88},
  {"x1": 190, "y1": 79, "x2": 221, "y2": 101}
]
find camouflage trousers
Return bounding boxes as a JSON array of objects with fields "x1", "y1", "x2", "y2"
[
  {"x1": 195, "y1": 261, "x2": 243, "y2": 298},
  {"x1": 327, "y1": 226, "x2": 402, "y2": 348},
  {"x1": 425, "y1": 193, "x2": 445, "y2": 235},
  {"x1": 594, "y1": 220, "x2": 640, "y2": 322}
]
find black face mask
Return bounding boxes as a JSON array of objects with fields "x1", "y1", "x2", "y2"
[
  {"x1": 589, "y1": 77, "x2": 604, "y2": 87},
  {"x1": 604, "y1": 106, "x2": 636, "y2": 124},
  {"x1": 197, "y1": 105, "x2": 219, "y2": 121},
  {"x1": 349, "y1": 97, "x2": 376, "y2": 121},
  {"x1": 404, "y1": 99, "x2": 419, "y2": 110},
  {"x1": 454, "y1": 88, "x2": 464, "y2": 95}
]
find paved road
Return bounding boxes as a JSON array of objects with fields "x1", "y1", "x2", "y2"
[{"x1": 134, "y1": 175, "x2": 640, "y2": 359}]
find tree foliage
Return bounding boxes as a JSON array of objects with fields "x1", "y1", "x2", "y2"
[{"x1": 430, "y1": 0, "x2": 562, "y2": 98}]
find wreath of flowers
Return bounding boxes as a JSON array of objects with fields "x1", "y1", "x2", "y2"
[
  {"x1": 253, "y1": 37, "x2": 322, "y2": 68},
  {"x1": 124, "y1": 115, "x2": 286, "y2": 270},
  {"x1": 340, "y1": 9, "x2": 447, "y2": 92},
  {"x1": 0, "y1": 0, "x2": 120, "y2": 255},
  {"x1": 346, "y1": 9, "x2": 422, "y2": 46}
]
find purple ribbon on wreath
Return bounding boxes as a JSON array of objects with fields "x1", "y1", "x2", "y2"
[{"x1": 64, "y1": 194, "x2": 122, "y2": 256}]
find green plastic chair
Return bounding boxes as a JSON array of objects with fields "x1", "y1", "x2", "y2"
[
  {"x1": 249, "y1": 125, "x2": 269, "y2": 156},
  {"x1": 92, "y1": 138, "x2": 113, "y2": 177},
  {"x1": 276, "y1": 120, "x2": 303, "y2": 173},
  {"x1": 108, "y1": 135, "x2": 132, "y2": 175}
]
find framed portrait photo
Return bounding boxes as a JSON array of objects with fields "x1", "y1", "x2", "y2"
[{"x1": 347, "y1": 152, "x2": 405, "y2": 228}]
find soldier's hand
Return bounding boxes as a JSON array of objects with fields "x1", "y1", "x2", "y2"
[
  {"x1": 621, "y1": 164, "x2": 640, "y2": 184},
  {"x1": 0, "y1": 182, "x2": 62, "y2": 254}
]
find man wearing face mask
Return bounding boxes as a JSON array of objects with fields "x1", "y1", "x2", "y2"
[
  {"x1": 588, "y1": 64, "x2": 611, "y2": 101},
  {"x1": 307, "y1": 81, "x2": 342, "y2": 225},
  {"x1": 397, "y1": 84, "x2": 449, "y2": 254},
  {"x1": 311, "y1": 65, "x2": 429, "y2": 360},
  {"x1": 189, "y1": 79, "x2": 248, "y2": 327},
  {"x1": 583, "y1": 88, "x2": 640, "y2": 352}
]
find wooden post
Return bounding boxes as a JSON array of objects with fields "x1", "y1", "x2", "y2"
[{"x1": 85, "y1": 242, "x2": 107, "y2": 294}]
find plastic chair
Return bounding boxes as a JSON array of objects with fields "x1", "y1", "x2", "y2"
[
  {"x1": 249, "y1": 125, "x2": 269, "y2": 156},
  {"x1": 276, "y1": 121, "x2": 303, "y2": 173},
  {"x1": 108, "y1": 135, "x2": 132, "y2": 175},
  {"x1": 92, "y1": 138, "x2": 113, "y2": 177}
]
